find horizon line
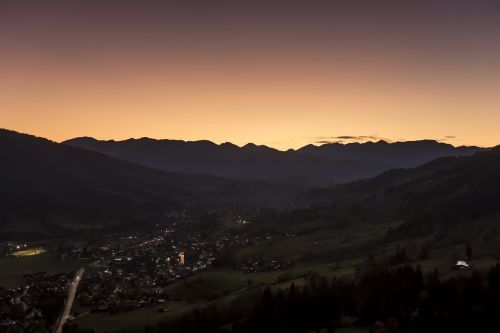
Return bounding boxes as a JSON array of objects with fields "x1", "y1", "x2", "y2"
[
  {"x1": 61, "y1": 134, "x2": 487, "y2": 151},
  {"x1": 0, "y1": 128, "x2": 490, "y2": 152}
]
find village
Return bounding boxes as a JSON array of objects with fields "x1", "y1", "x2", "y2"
[
  {"x1": 0, "y1": 212, "x2": 298, "y2": 332},
  {"x1": 0, "y1": 272, "x2": 71, "y2": 331},
  {"x1": 67, "y1": 221, "x2": 296, "y2": 313}
]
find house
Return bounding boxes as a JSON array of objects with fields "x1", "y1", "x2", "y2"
[{"x1": 454, "y1": 260, "x2": 471, "y2": 270}]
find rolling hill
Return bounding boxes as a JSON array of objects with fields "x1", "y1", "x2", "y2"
[
  {"x1": 288, "y1": 147, "x2": 500, "y2": 251},
  {"x1": 228, "y1": 147, "x2": 500, "y2": 276},
  {"x1": 0, "y1": 129, "x2": 293, "y2": 238}
]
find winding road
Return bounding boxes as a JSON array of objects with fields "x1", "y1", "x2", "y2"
[{"x1": 54, "y1": 268, "x2": 85, "y2": 333}]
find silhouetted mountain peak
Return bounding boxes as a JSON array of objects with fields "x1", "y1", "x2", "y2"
[
  {"x1": 220, "y1": 142, "x2": 239, "y2": 150},
  {"x1": 62, "y1": 136, "x2": 87, "y2": 141},
  {"x1": 375, "y1": 140, "x2": 390, "y2": 145},
  {"x1": 242, "y1": 143, "x2": 274, "y2": 152},
  {"x1": 1, "y1": 129, "x2": 295, "y2": 237},
  {"x1": 192, "y1": 139, "x2": 217, "y2": 146}
]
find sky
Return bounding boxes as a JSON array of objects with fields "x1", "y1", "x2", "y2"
[{"x1": 1, "y1": 1, "x2": 500, "y2": 150}]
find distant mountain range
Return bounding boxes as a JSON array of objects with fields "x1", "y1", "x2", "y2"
[
  {"x1": 64, "y1": 137, "x2": 484, "y2": 186},
  {"x1": 0, "y1": 129, "x2": 293, "y2": 238},
  {"x1": 0, "y1": 128, "x2": 492, "y2": 240},
  {"x1": 297, "y1": 140, "x2": 481, "y2": 168}
]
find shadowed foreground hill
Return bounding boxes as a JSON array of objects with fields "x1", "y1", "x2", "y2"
[
  {"x1": 63, "y1": 137, "x2": 481, "y2": 186},
  {"x1": 0, "y1": 129, "x2": 293, "y2": 238}
]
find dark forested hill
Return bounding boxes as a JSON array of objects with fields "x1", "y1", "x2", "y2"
[
  {"x1": 296, "y1": 147, "x2": 500, "y2": 243},
  {"x1": 0, "y1": 129, "x2": 293, "y2": 238}
]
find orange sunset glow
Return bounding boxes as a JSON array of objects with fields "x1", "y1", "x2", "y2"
[
  {"x1": 5, "y1": 4, "x2": 500, "y2": 331},
  {"x1": 2, "y1": 1, "x2": 500, "y2": 149}
]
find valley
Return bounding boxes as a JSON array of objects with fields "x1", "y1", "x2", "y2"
[{"x1": 1, "y1": 130, "x2": 500, "y2": 332}]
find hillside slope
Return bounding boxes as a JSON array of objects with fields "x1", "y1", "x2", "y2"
[
  {"x1": 0, "y1": 129, "x2": 293, "y2": 238},
  {"x1": 295, "y1": 148, "x2": 500, "y2": 247}
]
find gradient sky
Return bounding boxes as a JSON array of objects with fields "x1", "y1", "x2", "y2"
[{"x1": 2, "y1": 1, "x2": 500, "y2": 149}]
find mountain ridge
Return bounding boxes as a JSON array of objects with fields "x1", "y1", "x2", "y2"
[
  {"x1": 64, "y1": 136, "x2": 480, "y2": 152},
  {"x1": 63, "y1": 136, "x2": 483, "y2": 186},
  {"x1": 0, "y1": 129, "x2": 294, "y2": 238}
]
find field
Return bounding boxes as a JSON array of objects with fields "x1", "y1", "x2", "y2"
[
  {"x1": 5, "y1": 219, "x2": 498, "y2": 332},
  {"x1": 72, "y1": 219, "x2": 500, "y2": 332},
  {"x1": 75, "y1": 303, "x2": 370, "y2": 333},
  {"x1": 11, "y1": 248, "x2": 47, "y2": 257},
  {"x1": 0, "y1": 252, "x2": 85, "y2": 288},
  {"x1": 337, "y1": 328, "x2": 369, "y2": 333},
  {"x1": 238, "y1": 221, "x2": 401, "y2": 261},
  {"x1": 72, "y1": 263, "x2": 388, "y2": 332},
  {"x1": 73, "y1": 269, "x2": 276, "y2": 332},
  {"x1": 73, "y1": 301, "x2": 198, "y2": 332}
]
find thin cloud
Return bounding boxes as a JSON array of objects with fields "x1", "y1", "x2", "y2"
[
  {"x1": 311, "y1": 134, "x2": 460, "y2": 145},
  {"x1": 315, "y1": 140, "x2": 346, "y2": 144},
  {"x1": 437, "y1": 135, "x2": 458, "y2": 142},
  {"x1": 312, "y1": 134, "x2": 392, "y2": 145}
]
